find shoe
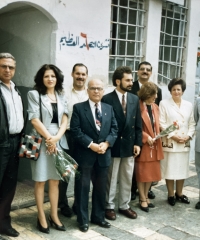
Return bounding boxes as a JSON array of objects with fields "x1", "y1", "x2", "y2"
[
  {"x1": 37, "y1": 218, "x2": 50, "y2": 234},
  {"x1": 195, "y1": 201, "x2": 200, "y2": 209},
  {"x1": 60, "y1": 205, "x2": 73, "y2": 217},
  {"x1": 146, "y1": 198, "x2": 155, "y2": 208},
  {"x1": 119, "y1": 208, "x2": 137, "y2": 219},
  {"x1": 48, "y1": 215, "x2": 66, "y2": 231},
  {"x1": 72, "y1": 204, "x2": 77, "y2": 215},
  {"x1": 148, "y1": 190, "x2": 155, "y2": 199},
  {"x1": 151, "y1": 181, "x2": 158, "y2": 186},
  {"x1": 139, "y1": 200, "x2": 149, "y2": 212},
  {"x1": 0, "y1": 227, "x2": 19, "y2": 237},
  {"x1": 175, "y1": 193, "x2": 190, "y2": 204},
  {"x1": 105, "y1": 209, "x2": 116, "y2": 220},
  {"x1": 168, "y1": 196, "x2": 176, "y2": 206},
  {"x1": 79, "y1": 224, "x2": 89, "y2": 232},
  {"x1": 91, "y1": 220, "x2": 111, "y2": 228},
  {"x1": 131, "y1": 192, "x2": 137, "y2": 200}
]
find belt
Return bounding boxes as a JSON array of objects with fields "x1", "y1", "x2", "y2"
[{"x1": 9, "y1": 133, "x2": 20, "y2": 138}]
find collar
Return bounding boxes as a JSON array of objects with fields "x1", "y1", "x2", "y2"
[{"x1": 115, "y1": 89, "x2": 127, "y2": 99}]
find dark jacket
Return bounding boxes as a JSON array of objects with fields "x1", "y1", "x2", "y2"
[
  {"x1": 130, "y1": 80, "x2": 162, "y2": 106},
  {"x1": 102, "y1": 90, "x2": 142, "y2": 158},
  {"x1": 0, "y1": 85, "x2": 22, "y2": 147},
  {"x1": 70, "y1": 100, "x2": 118, "y2": 167}
]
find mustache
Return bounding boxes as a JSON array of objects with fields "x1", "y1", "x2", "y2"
[{"x1": 76, "y1": 78, "x2": 84, "y2": 81}]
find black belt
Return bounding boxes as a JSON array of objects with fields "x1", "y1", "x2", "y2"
[{"x1": 9, "y1": 133, "x2": 20, "y2": 138}]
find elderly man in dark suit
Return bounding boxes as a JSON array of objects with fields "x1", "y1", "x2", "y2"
[
  {"x1": 70, "y1": 79, "x2": 118, "y2": 232},
  {"x1": 130, "y1": 61, "x2": 162, "y2": 200},
  {"x1": 102, "y1": 66, "x2": 142, "y2": 221}
]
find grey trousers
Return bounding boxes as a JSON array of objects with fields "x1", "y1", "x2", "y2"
[
  {"x1": 106, "y1": 156, "x2": 134, "y2": 210},
  {"x1": 195, "y1": 151, "x2": 200, "y2": 201}
]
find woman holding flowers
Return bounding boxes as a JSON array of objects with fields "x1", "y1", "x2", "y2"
[
  {"x1": 27, "y1": 64, "x2": 68, "y2": 233},
  {"x1": 135, "y1": 82, "x2": 164, "y2": 212},
  {"x1": 159, "y1": 78, "x2": 195, "y2": 206}
]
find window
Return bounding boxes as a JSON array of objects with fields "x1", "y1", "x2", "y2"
[
  {"x1": 109, "y1": 0, "x2": 145, "y2": 83},
  {"x1": 158, "y1": 1, "x2": 188, "y2": 85}
]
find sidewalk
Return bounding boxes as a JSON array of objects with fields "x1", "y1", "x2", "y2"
[{"x1": 5, "y1": 161, "x2": 200, "y2": 240}]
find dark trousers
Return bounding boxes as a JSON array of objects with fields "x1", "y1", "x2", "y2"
[
  {"x1": 0, "y1": 135, "x2": 20, "y2": 231},
  {"x1": 76, "y1": 160, "x2": 108, "y2": 225},
  {"x1": 131, "y1": 167, "x2": 137, "y2": 194},
  {"x1": 58, "y1": 130, "x2": 75, "y2": 208}
]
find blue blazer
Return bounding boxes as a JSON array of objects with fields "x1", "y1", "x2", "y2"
[
  {"x1": 70, "y1": 100, "x2": 118, "y2": 167},
  {"x1": 102, "y1": 90, "x2": 142, "y2": 158}
]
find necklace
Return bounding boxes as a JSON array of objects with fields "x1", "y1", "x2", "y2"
[{"x1": 47, "y1": 94, "x2": 57, "y2": 102}]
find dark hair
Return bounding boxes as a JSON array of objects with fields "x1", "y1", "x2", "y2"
[
  {"x1": 34, "y1": 64, "x2": 64, "y2": 95},
  {"x1": 112, "y1": 66, "x2": 132, "y2": 86},
  {"x1": 168, "y1": 78, "x2": 186, "y2": 92},
  {"x1": 138, "y1": 82, "x2": 158, "y2": 101},
  {"x1": 138, "y1": 61, "x2": 152, "y2": 71},
  {"x1": 72, "y1": 63, "x2": 88, "y2": 74}
]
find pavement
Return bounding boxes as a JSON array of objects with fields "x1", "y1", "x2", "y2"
[{"x1": 2, "y1": 161, "x2": 200, "y2": 240}]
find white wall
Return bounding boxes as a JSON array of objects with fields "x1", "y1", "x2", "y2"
[{"x1": 0, "y1": 0, "x2": 111, "y2": 88}]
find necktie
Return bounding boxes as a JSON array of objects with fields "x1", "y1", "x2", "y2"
[
  {"x1": 95, "y1": 103, "x2": 102, "y2": 128},
  {"x1": 122, "y1": 94, "x2": 126, "y2": 115}
]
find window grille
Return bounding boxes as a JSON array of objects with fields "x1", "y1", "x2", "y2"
[
  {"x1": 158, "y1": 1, "x2": 188, "y2": 85},
  {"x1": 109, "y1": 0, "x2": 145, "y2": 83}
]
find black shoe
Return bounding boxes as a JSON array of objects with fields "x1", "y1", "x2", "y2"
[
  {"x1": 37, "y1": 218, "x2": 50, "y2": 234},
  {"x1": 131, "y1": 192, "x2": 137, "y2": 200},
  {"x1": 175, "y1": 193, "x2": 190, "y2": 204},
  {"x1": 0, "y1": 227, "x2": 19, "y2": 237},
  {"x1": 168, "y1": 196, "x2": 176, "y2": 206},
  {"x1": 146, "y1": 198, "x2": 155, "y2": 208},
  {"x1": 48, "y1": 215, "x2": 66, "y2": 231},
  {"x1": 148, "y1": 190, "x2": 155, "y2": 199},
  {"x1": 195, "y1": 201, "x2": 200, "y2": 209},
  {"x1": 139, "y1": 200, "x2": 149, "y2": 212},
  {"x1": 72, "y1": 204, "x2": 77, "y2": 215},
  {"x1": 60, "y1": 205, "x2": 73, "y2": 217},
  {"x1": 79, "y1": 224, "x2": 89, "y2": 232},
  {"x1": 91, "y1": 220, "x2": 111, "y2": 228}
]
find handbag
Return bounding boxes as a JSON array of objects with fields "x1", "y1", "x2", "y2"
[{"x1": 19, "y1": 94, "x2": 43, "y2": 161}]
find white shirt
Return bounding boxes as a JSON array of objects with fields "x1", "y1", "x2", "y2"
[
  {"x1": 65, "y1": 86, "x2": 88, "y2": 129},
  {"x1": 88, "y1": 99, "x2": 102, "y2": 131},
  {"x1": 0, "y1": 80, "x2": 24, "y2": 134},
  {"x1": 115, "y1": 89, "x2": 127, "y2": 104}
]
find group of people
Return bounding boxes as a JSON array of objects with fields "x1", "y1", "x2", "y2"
[{"x1": 0, "y1": 52, "x2": 199, "y2": 239}]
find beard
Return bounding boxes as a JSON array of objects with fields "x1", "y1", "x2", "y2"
[{"x1": 120, "y1": 82, "x2": 132, "y2": 92}]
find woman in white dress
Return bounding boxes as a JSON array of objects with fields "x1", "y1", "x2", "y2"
[
  {"x1": 159, "y1": 78, "x2": 195, "y2": 206},
  {"x1": 27, "y1": 64, "x2": 68, "y2": 233}
]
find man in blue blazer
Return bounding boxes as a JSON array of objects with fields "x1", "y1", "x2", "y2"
[
  {"x1": 70, "y1": 79, "x2": 118, "y2": 232},
  {"x1": 102, "y1": 66, "x2": 142, "y2": 221}
]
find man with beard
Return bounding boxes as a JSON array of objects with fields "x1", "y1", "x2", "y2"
[
  {"x1": 102, "y1": 66, "x2": 142, "y2": 220},
  {"x1": 58, "y1": 63, "x2": 88, "y2": 217},
  {"x1": 130, "y1": 61, "x2": 162, "y2": 200}
]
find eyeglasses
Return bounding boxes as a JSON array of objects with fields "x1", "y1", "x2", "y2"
[
  {"x1": 139, "y1": 68, "x2": 151, "y2": 72},
  {"x1": 0, "y1": 65, "x2": 16, "y2": 70},
  {"x1": 88, "y1": 87, "x2": 104, "y2": 91}
]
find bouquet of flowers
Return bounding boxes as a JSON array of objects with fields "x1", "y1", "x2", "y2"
[
  {"x1": 153, "y1": 121, "x2": 179, "y2": 140},
  {"x1": 53, "y1": 149, "x2": 79, "y2": 183}
]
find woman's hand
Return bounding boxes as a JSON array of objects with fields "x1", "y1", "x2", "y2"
[
  {"x1": 45, "y1": 136, "x2": 59, "y2": 154},
  {"x1": 171, "y1": 135, "x2": 190, "y2": 143},
  {"x1": 147, "y1": 136, "x2": 155, "y2": 146}
]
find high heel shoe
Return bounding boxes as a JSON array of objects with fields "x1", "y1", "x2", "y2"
[
  {"x1": 146, "y1": 198, "x2": 155, "y2": 208},
  {"x1": 175, "y1": 192, "x2": 190, "y2": 204},
  {"x1": 48, "y1": 215, "x2": 66, "y2": 231},
  {"x1": 139, "y1": 200, "x2": 149, "y2": 212},
  {"x1": 37, "y1": 218, "x2": 50, "y2": 234}
]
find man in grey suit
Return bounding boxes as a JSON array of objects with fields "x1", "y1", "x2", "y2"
[{"x1": 102, "y1": 66, "x2": 142, "y2": 221}]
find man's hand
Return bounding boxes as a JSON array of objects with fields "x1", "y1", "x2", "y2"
[
  {"x1": 98, "y1": 142, "x2": 109, "y2": 154},
  {"x1": 90, "y1": 143, "x2": 101, "y2": 153},
  {"x1": 133, "y1": 145, "x2": 140, "y2": 157}
]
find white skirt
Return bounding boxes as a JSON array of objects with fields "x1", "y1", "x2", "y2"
[{"x1": 161, "y1": 152, "x2": 189, "y2": 180}]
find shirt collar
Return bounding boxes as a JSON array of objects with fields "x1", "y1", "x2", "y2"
[{"x1": 115, "y1": 89, "x2": 127, "y2": 98}]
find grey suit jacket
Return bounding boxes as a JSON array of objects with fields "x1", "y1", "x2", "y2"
[
  {"x1": 194, "y1": 97, "x2": 200, "y2": 152},
  {"x1": 27, "y1": 90, "x2": 68, "y2": 149}
]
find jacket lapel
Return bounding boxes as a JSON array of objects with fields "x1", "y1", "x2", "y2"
[
  {"x1": 41, "y1": 94, "x2": 53, "y2": 117},
  {"x1": 140, "y1": 101, "x2": 154, "y2": 137},
  {"x1": 169, "y1": 98, "x2": 184, "y2": 118},
  {"x1": 84, "y1": 100, "x2": 98, "y2": 132}
]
